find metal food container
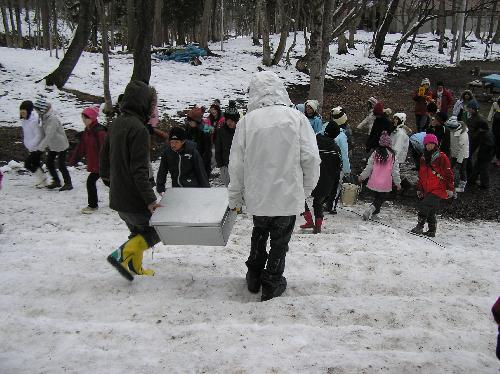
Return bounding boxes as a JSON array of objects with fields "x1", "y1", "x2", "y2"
[{"x1": 150, "y1": 188, "x2": 237, "y2": 246}]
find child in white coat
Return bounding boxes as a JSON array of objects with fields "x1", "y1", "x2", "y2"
[
  {"x1": 445, "y1": 116, "x2": 469, "y2": 194},
  {"x1": 20, "y1": 100, "x2": 47, "y2": 188},
  {"x1": 358, "y1": 131, "x2": 401, "y2": 220}
]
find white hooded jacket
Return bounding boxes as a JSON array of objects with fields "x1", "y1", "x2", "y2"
[
  {"x1": 390, "y1": 113, "x2": 410, "y2": 164},
  {"x1": 21, "y1": 111, "x2": 43, "y2": 152},
  {"x1": 449, "y1": 124, "x2": 469, "y2": 163},
  {"x1": 228, "y1": 72, "x2": 321, "y2": 216}
]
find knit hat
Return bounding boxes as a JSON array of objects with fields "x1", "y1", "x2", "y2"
[
  {"x1": 224, "y1": 100, "x2": 240, "y2": 122},
  {"x1": 445, "y1": 116, "x2": 459, "y2": 129},
  {"x1": 435, "y1": 112, "x2": 448, "y2": 124},
  {"x1": 466, "y1": 100, "x2": 480, "y2": 111},
  {"x1": 330, "y1": 106, "x2": 347, "y2": 125},
  {"x1": 393, "y1": 112, "x2": 406, "y2": 124},
  {"x1": 373, "y1": 101, "x2": 384, "y2": 116},
  {"x1": 169, "y1": 126, "x2": 187, "y2": 141},
  {"x1": 421, "y1": 78, "x2": 430, "y2": 86},
  {"x1": 368, "y1": 97, "x2": 378, "y2": 107},
  {"x1": 82, "y1": 106, "x2": 100, "y2": 123},
  {"x1": 379, "y1": 131, "x2": 392, "y2": 147},
  {"x1": 187, "y1": 107, "x2": 204, "y2": 123},
  {"x1": 305, "y1": 99, "x2": 319, "y2": 113},
  {"x1": 423, "y1": 133, "x2": 439, "y2": 146},
  {"x1": 324, "y1": 121, "x2": 340, "y2": 139},
  {"x1": 34, "y1": 96, "x2": 50, "y2": 114},
  {"x1": 20, "y1": 100, "x2": 34, "y2": 118}
]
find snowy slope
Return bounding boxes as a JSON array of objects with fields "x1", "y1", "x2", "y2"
[
  {"x1": 1, "y1": 31, "x2": 497, "y2": 131},
  {"x1": 0, "y1": 166, "x2": 498, "y2": 373}
]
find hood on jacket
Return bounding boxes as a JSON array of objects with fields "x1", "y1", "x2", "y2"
[
  {"x1": 247, "y1": 71, "x2": 292, "y2": 113},
  {"x1": 393, "y1": 112, "x2": 406, "y2": 126},
  {"x1": 120, "y1": 80, "x2": 153, "y2": 123}
]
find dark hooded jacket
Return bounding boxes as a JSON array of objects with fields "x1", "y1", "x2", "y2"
[
  {"x1": 312, "y1": 133, "x2": 342, "y2": 198},
  {"x1": 156, "y1": 140, "x2": 210, "y2": 193},
  {"x1": 99, "y1": 80, "x2": 156, "y2": 213},
  {"x1": 214, "y1": 123, "x2": 235, "y2": 167},
  {"x1": 366, "y1": 115, "x2": 392, "y2": 153},
  {"x1": 185, "y1": 123, "x2": 212, "y2": 175}
]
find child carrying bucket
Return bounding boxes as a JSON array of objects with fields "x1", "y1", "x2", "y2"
[{"x1": 358, "y1": 131, "x2": 401, "y2": 220}]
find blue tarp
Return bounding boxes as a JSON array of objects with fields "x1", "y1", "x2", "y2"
[
  {"x1": 482, "y1": 74, "x2": 500, "y2": 89},
  {"x1": 154, "y1": 45, "x2": 207, "y2": 63}
]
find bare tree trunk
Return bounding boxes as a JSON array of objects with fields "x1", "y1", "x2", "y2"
[
  {"x1": 474, "y1": 9, "x2": 482, "y2": 40},
  {"x1": 14, "y1": 0, "x2": 22, "y2": 47},
  {"x1": 130, "y1": 0, "x2": 154, "y2": 83},
  {"x1": 96, "y1": 0, "x2": 112, "y2": 114},
  {"x1": 44, "y1": 0, "x2": 92, "y2": 88},
  {"x1": 109, "y1": 0, "x2": 115, "y2": 49},
  {"x1": 406, "y1": 27, "x2": 419, "y2": 53},
  {"x1": 52, "y1": 0, "x2": 58, "y2": 58},
  {"x1": 153, "y1": 0, "x2": 163, "y2": 47},
  {"x1": 493, "y1": 20, "x2": 500, "y2": 43},
  {"x1": 200, "y1": 0, "x2": 215, "y2": 51},
  {"x1": 252, "y1": 0, "x2": 261, "y2": 45},
  {"x1": 40, "y1": 0, "x2": 50, "y2": 49},
  {"x1": 126, "y1": 0, "x2": 136, "y2": 51},
  {"x1": 261, "y1": 0, "x2": 272, "y2": 66},
  {"x1": 337, "y1": 32, "x2": 348, "y2": 54},
  {"x1": 0, "y1": 0, "x2": 12, "y2": 47},
  {"x1": 285, "y1": 0, "x2": 300, "y2": 67},
  {"x1": 25, "y1": 0, "x2": 31, "y2": 42},
  {"x1": 437, "y1": 0, "x2": 446, "y2": 54},
  {"x1": 271, "y1": 0, "x2": 290, "y2": 65},
  {"x1": 451, "y1": 0, "x2": 457, "y2": 34},
  {"x1": 373, "y1": 0, "x2": 401, "y2": 58},
  {"x1": 487, "y1": 0, "x2": 497, "y2": 40}
]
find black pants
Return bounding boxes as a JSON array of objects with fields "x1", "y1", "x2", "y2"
[
  {"x1": 417, "y1": 193, "x2": 441, "y2": 226},
  {"x1": 304, "y1": 197, "x2": 326, "y2": 219},
  {"x1": 25, "y1": 151, "x2": 43, "y2": 173},
  {"x1": 87, "y1": 172, "x2": 100, "y2": 208},
  {"x1": 415, "y1": 114, "x2": 429, "y2": 132},
  {"x1": 46, "y1": 150, "x2": 71, "y2": 185},
  {"x1": 246, "y1": 215, "x2": 296, "y2": 281},
  {"x1": 323, "y1": 171, "x2": 342, "y2": 211},
  {"x1": 493, "y1": 123, "x2": 500, "y2": 160},
  {"x1": 372, "y1": 191, "x2": 388, "y2": 214},
  {"x1": 410, "y1": 143, "x2": 422, "y2": 170},
  {"x1": 118, "y1": 211, "x2": 161, "y2": 248},
  {"x1": 470, "y1": 149, "x2": 494, "y2": 188}
]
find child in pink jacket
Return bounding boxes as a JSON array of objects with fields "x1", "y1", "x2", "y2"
[{"x1": 358, "y1": 131, "x2": 401, "y2": 220}]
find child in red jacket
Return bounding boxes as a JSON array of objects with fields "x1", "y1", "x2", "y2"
[
  {"x1": 411, "y1": 133, "x2": 454, "y2": 237},
  {"x1": 69, "y1": 106, "x2": 107, "y2": 214}
]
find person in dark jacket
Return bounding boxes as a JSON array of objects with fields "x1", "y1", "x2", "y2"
[
  {"x1": 215, "y1": 101, "x2": 239, "y2": 186},
  {"x1": 366, "y1": 101, "x2": 392, "y2": 153},
  {"x1": 413, "y1": 78, "x2": 433, "y2": 131},
  {"x1": 469, "y1": 120, "x2": 495, "y2": 189},
  {"x1": 426, "y1": 111, "x2": 451, "y2": 157},
  {"x1": 466, "y1": 100, "x2": 491, "y2": 183},
  {"x1": 100, "y1": 80, "x2": 161, "y2": 281},
  {"x1": 69, "y1": 106, "x2": 107, "y2": 213},
  {"x1": 156, "y1": 126, "x2": 209, "y2": 192},
  {"x1": 185, "y1": 107, "x2": 213, "y2": 177},
  {"x1": 300, "y1": 133, "x2": 342, "y2": 233},
  {"x1": 431, "y1": 81, "x2": 454, "y2": 115}
]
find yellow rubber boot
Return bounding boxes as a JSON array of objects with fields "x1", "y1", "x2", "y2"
[{"x1": 122, "y1": 235, "x2": 155, "y2": 276}]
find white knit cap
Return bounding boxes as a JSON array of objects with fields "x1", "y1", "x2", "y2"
[
  {"x1": 305, "y1": 99, "x2": 319, "y2": 113},
  {"x1": 330, "y1": 106, "x2": 347, "y2": 125}
]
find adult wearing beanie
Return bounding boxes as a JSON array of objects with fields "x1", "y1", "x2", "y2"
[{"x1": 413, "y1": 78, "x2": 433, "y2": 131}]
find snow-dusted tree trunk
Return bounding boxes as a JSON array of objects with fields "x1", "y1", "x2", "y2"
[
  {"x1": 271, "y1": 0, "x2": 290, "y2": 65},
  {"x1": 373, "y1": 0, "x2": 401, "y2": 58},
  {"x1": 437, "y1": 0, "x2": 446, "y2": 54}
]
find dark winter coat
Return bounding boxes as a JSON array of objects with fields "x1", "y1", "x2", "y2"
[
  {"x1": 185, "y1": 124, "x2": 212, "y2": 173},
  {"x1": 426, "y1": 125, "x2": 451, "y2": 158},
  {"x1": 312, "y1": 134, "x2": 342, "y2": 198},
  {"x1": 413, "y1": 87, "x2": 433, "y2": 115},
  {"x1": 366, "y1": 115, "x2": 392, "y2": 152},
  {"x1": 467, "y1": 113, "x2": 489, "y2": 153},
  {"x1": 69, "y1": 122, "x2": 107, "y2": 173},
  {"x1": 474, "y1": 128, "x2": 495, "y2": 163},
  {"x1": 431, "y1": 88, "x2": 454, "y2": 114},
  {"x1": 417, "y1": 150, "x2": 454, "y2": 200},
  {"x1": 99, "y1": 80, "x2": 156, "y2": 214},
  {"x1": 215, "y1": 124, "x2": 235, "y2": 167},
  {"x1": 156, "y1": 140, "x2": 210, "y2": 193}
]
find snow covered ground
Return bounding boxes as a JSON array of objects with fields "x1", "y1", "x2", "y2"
[
  {"x1": 1, "y1": 31, "x2": 498, "y2": 130},
  {"x1": 0, "y1": 165, "x2": 499, "y2": 373}
]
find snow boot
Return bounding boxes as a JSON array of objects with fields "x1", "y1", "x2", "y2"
[
  {"x1": 260, "y1": 257, "x2": 287, "y2": 302},
  {"x1": 455, "y1": 181, "x2": 467, "y2": 193},
  {"x1": 313, "y1": 218, "x2": 323, "y2": 234},
  {"x1": 46, "y1": 180, "x2": 61, "y2": 189},
  {"x1": 261, "y1": 275, "x2": 287, "y2": 302},
  {"x1": 424, "y1": 217, "x2": 436, "y2": 237},
  {"x1": 411, "y1": 214, "x2": 426, "y2": 235},
  {"x1": 246, "y1": 269, "x2": 261, "y2": 293},
  {"x1": 107, "y1": 234, "x2": 154, "y2": 281},
  {"x1": 34, "y1": 168, "x2": 47, "y2": 188},
  {"x1": 59, "y1": 183, "x2": 73, "y2": 191},
  {"x1": 300, "y1": 211, "x2": 314, "y2": 229},
  {"x1": 362, "y1": 204, "x2": 376, "y2": 221}
]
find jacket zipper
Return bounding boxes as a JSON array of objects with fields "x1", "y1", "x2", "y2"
[{"x1": 177, "y1": 153, "x2": 183, "y2": 187}]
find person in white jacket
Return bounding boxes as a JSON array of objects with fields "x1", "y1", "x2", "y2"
[
  {"x1": 357, "y1": 96, "x2": 378, "y2": 134},
  {"x1": 390, "y1": 113, "x2": 410, "y2": 164},
  {"x1": 20, "y1": 100, "x2": 47, "y2": 188},
  {"x1": 228, "y1": 71, "x2": 320, "y2": 302},
  {"x1": 34, "y1": 97, "x2": 73, "y2": 191},
  {"x1": 445, "y1": 116, "x2": 469, "y2": 194}
]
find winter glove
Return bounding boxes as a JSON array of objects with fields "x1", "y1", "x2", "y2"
[{"x1": 446, "y1": 190, "x2": 454, "y2": 198}]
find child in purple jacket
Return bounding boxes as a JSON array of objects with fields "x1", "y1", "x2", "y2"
[{"x1": 358, "y1": 131, "x2": 401, "y2": 220}]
